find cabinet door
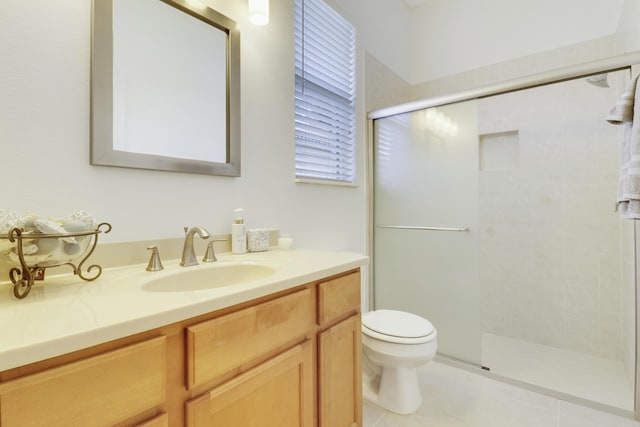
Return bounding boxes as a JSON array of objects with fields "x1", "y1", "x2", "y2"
[
  {"x1": 318, "y1": 314, "x2": 362, "y2": 427},
  {"x1": 0, "y1": 336, "x2": 166, "y2": 427},
  {"x1": 186, "y1": 288, "x2": 313, "y2": 389},
  {"x1": 186, "y1": 341, "x2": 313, "y2": 427},
  {"x1": 135, "y1": 413, "x2": 168, "y2": 427}
]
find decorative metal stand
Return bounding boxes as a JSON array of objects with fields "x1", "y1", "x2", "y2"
[{"x1": 4, "y1": 222, "x2": 112, "y2": 299}]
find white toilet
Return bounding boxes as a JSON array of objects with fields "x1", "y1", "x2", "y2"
[{"x1": 361, "y1": 309, "x2": 437, "y2": 415}]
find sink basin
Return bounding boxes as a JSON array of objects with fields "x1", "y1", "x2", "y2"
[{"x1": 141, "y1": 262, "x2": 276, "y2": 292}]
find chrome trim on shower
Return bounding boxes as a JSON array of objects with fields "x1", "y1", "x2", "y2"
[
  {"x1": 377, "y1": 225, "x2": 469, "y2": 232},
  {"x1": 368, "y1": 52, "x2": 640, "y2": 120}
]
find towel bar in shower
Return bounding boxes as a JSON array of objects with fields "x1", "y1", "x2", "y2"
[{"x1": 376, "y1": 225, "x2": 470, "y2": 232}]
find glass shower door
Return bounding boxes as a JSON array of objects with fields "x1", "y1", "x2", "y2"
[
  {"x1": 372, "y1": 68, "x2": 636, "y2": 410},
  {"x1": 373, "y1": 100, "x2": 482, "y2": 365}
]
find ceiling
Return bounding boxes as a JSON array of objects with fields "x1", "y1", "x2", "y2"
[{"x1": 404, "y1": 0, "x2": 431, "y2": 8}]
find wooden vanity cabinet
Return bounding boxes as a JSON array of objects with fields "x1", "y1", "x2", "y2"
[
  {"x1": 0, "y1": 268, "x2": 362, "y2": 427},
  {"x1": 317, "y1": 271, "x2": 363, "y2": 427}
]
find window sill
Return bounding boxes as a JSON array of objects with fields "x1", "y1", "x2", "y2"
[{"x1": 295, "y1": 178, "x2": 358, "y2": 188}]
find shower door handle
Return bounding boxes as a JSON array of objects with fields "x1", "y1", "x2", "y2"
[{"x1": 376, "y1": 225, "x2": 470, "y2": 232}]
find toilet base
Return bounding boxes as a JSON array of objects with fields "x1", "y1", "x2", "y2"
[{"x1": 362, "y1": 365, "x2": 422, "y2": 415}]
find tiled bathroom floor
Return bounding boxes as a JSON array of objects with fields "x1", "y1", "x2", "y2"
[
  {"x1": 482, "y1": 332, "x2": 634, "y2": 410},
  {"x1": 363, "y1": 361, "x2": 640, "y2": 427}
]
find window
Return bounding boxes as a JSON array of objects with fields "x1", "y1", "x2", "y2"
[{"x1": 294, "y1": 0, "x2": 356, "y2": 183}]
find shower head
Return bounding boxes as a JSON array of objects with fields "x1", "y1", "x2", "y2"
[{"x1": 586, "y1": 74, "x2": 609, "y2": 88}]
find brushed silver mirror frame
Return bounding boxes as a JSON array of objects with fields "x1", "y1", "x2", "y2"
[{"x1": 91, "y1": 0, "x2": 241, "y2": 177}]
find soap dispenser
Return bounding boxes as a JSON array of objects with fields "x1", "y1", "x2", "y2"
[{"x1": 231, "y1": 208, "x2": 247, "y2": 254}]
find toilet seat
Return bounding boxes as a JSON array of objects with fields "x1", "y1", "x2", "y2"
[{"x1": 362, "y1": 310, "x2": 435, "y2": 344}]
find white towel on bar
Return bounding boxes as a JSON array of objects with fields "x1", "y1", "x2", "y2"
[{"x1": 607, "y1": 74, "x2": 640, "y2": 219}]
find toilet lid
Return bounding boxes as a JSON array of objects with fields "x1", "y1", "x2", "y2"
[{"x1": 362, "y1": 309, "x2": 435, "y2": 339}]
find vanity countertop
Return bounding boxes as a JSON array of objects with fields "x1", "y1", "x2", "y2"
[{"x1": 0, "y1": 249, "x2": 368, "y2": 372}]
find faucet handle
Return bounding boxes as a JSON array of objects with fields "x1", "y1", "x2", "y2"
[
  {"x1": 202, "y1": 242, "x2": 217, "y2": 263},
  {"x1": 146, "y1": 245, "x2": 164, "y2": 271},
  {"x1": 202, "y1": 239, "x2": 228, "y2": 262},
  {"x1": 202, "y1": 238, "x2": 228, "y2": 263}
]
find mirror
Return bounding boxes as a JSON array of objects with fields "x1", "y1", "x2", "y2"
[{"x1": 91, "y1": 0, "x2": 241, "y2": 176}]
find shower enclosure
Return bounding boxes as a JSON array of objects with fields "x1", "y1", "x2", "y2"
[{"x1": 369, "y1": 55, "x2": 640, "y2": 415}]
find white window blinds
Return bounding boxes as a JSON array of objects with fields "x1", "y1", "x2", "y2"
[{"x1": 294, "y1": 0, "x2": 356, "y2": 183}]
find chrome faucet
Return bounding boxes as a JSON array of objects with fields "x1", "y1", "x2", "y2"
[{"x1": 180, "y1": 226, "x2": 211, "y2": 267}]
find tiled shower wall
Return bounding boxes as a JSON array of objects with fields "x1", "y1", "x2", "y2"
[{"x1": 477, "y1": 72, "x2": 628, "y2": 360}]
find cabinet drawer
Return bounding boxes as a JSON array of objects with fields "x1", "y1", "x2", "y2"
[
  {"x1": 186, "y1": 341, "x2": 313, "y2": 427},
  {"x1": 0, "y1": 336, "x2": 166, "y2": 427},
  {"x1": 317, "y1": 270, "x2": 361, "y2": 325},
  {"x1": 186, "y1": 288, "x2": 313, "y2": 389}
]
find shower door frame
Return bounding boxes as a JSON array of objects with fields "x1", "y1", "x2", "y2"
[{"x1": 367, "y1": 52, "x2": 640, "y2": 419}]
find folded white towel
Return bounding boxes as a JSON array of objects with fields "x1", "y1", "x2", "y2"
[{"x1": 607, "y1": 74, "x2": 640, "y2": 219}]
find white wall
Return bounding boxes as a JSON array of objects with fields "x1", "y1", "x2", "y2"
[
  {"x1": 326, "y1": 0, "x2": 412, "y2": 83},
  {"x1": 5, "y1": 0, "x2": 634, "y2": 309},
  {"x1": 616, "y1": 0, "x2": 640, "y2": 52},
  {"x1": 409, "y1": 0, "x2": 626, "y2": 84},
  {"x1": 0, "y1": 0, "x2": 407, "y2": 256}
]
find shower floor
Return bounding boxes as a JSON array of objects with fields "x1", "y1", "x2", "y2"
[{"x1": 481, "y1": 333, "x2": 634, "y2": 411}]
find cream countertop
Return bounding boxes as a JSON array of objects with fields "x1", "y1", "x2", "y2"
[{"x1": 0, "y1": 249, "x2": 368, "y2": 372}]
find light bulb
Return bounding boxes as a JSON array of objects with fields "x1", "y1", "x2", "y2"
[{"x1": 249, "y1": 0, "x2": 269, "y2": 26}]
